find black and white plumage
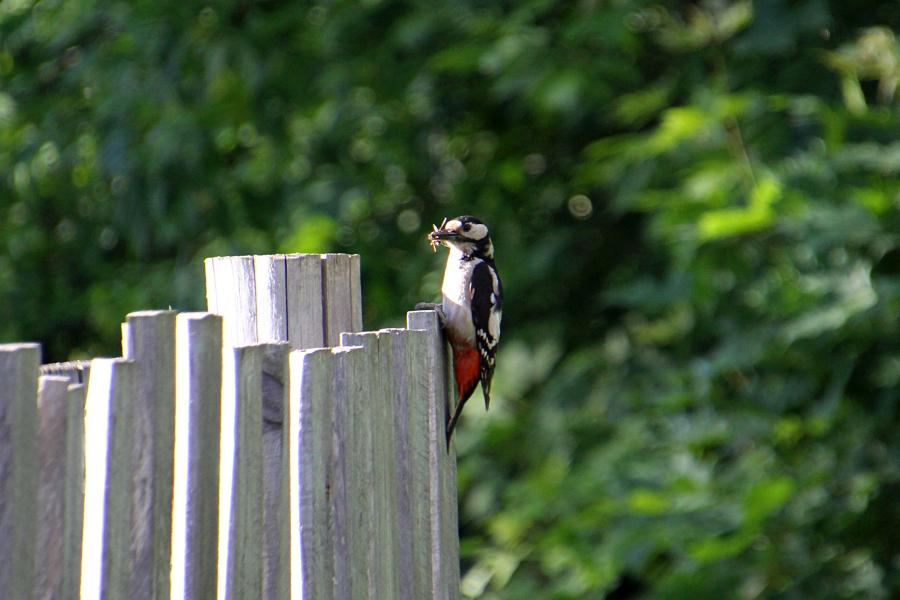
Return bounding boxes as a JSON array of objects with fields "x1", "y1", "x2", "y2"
[{"x1": 427, "y1": 215, "x2": 503, "y2": 445}]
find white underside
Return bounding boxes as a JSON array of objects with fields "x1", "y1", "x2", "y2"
[{"x1": 441, "y1": 247, "x2": 475, "y2": 347}]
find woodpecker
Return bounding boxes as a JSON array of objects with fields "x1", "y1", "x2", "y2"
[{"x1": 426, "y1": 215, "x2": 502, "y2": 445}]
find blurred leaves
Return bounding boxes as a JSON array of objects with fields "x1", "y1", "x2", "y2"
[{"x1": 3, "y1": 0, "x2": 900, "y2": 597}]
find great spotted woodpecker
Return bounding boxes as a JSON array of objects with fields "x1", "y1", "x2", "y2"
[{"x1": 426, "y1": 215, "x2": 503, "y2": 445}]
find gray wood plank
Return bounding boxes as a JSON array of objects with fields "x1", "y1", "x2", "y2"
[
  {"x1": 123, "y1": 310, "x2": 177, "y2": 600},
  {"x1": 336, "y1": 335, "x2": 375, "y2": 600},
  {"x1": 349, "y1": 253, "x2": 363, "y2": 332},
  {"x1": 171, "y1": 313, "x2": 223, "y2": 600},
  {"x1": 218, "y1": 344, "x2": 264, "y2": 600},
  {"x1": 0, "y1": 343, "x2": 41, "y2": 600},
  {"x1": 285, "y1": 254, "x2": 325, "y2": 350},
  {"x1": 204, "y1": 257, "x2": 220, "y2": 316},
  {"x1": 384, "y1": 328, "x2": 415, "y2": 599},
  {"x1": 321, "y1": 254, "x2": 357, "y2": 346},
  {"x1": 340, "y1": 331, "x2": 399, "y2": 600},
  {"x1": 35, "y1": 376, "x2": 73, "y2": 600},
  {"x1": 404, "y1": 327, "x2": 436, "y2": 599},
  {"x1": 81, "y1": 358, "x2": 136, "y2": 600},
  {"x1": 328, "y1": 345, "x2": 370, "y2": 598},
  {"x1": 207, "y1": 256, "x2": 258, "y2": 346},
  {"x1": 329, "y1": 347, "x2": 354, "y2": 600},
  {"x1": 255, "y1": 255, "x2": 288, "y2": 343},
  {"x1": 287, "y1": 349, "x2": 334, "y2": 600},
  {"x1": 62, "y1": 382, "x2": 85, "y2": 600},
  {"x1": 407, "y1": 310, "x2": 460, "y2": 600},
  {"x1": 260, "y1": 344, "x2": 290, "y2": 600}
]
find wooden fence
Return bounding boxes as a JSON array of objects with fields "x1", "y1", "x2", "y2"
[{"x1": 0, "y1": 253, "x2": 460, "y2": 600}]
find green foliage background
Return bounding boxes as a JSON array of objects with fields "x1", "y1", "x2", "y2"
[{"x1": 3, "y1": 0, "x2": 900, "y2": 597}]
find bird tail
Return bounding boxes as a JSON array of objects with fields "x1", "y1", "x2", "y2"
[{"x1": 446, "y1": 399, "x2": 465, "y2": 450}]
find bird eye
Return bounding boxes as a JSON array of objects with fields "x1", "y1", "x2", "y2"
[{"x1": 462, "y1": 223, "x2": 471, "y2": 232}]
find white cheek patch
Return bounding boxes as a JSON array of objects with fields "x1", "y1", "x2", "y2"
[{"x1": 466, "y1": 223, "x2": 488, "y2": 240}]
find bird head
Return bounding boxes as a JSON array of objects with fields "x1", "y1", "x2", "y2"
[{"x1": 428, "y1": 215, "x2": 494, "y2": 259}]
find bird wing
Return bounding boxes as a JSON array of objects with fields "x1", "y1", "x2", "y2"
[{"x1": 470, "y1": 260, "x2": 502, "y2": 409}]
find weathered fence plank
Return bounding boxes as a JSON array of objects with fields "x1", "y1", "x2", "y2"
[
  {"x1": 329, "y1": 347, "x2": 356, "y2": 599},
  {"x1": 206, "y1": 256, "x2": 258, "y2": 347},
  {"x1": 349, "y1": 253, "x2": 364, "y2": 333},
  {"x1": 336, "y1": 338, "x2": 376, "y2": 599},
  {"x1": 218, "y1": 342, "x2": 288, "y2": 600},
  {"x1": 81, "y1": 358, "x2": 136, "y2": 600},
  {"x1": 171, "y1": 313, "x2": 223, "y2": 600},
  {"x1": 255, "y1": 255, "x2": 288, "y2": 343},
  {"x1": 321, "y1": 254, "x2": 359, "y2": 346},
  {"x1": 286, "y1": 254, "x2": 325, "y2": 349},
  {"x1": 62, "y1": 382, "x2": 86, "y2": 600},
  {"x1": 0, "y1": 343, "x2": 41, "y2": 600},
  {"x1": 35, "y1": 376, "x2": 74, "y2": 599},
  {"x1": 408, "y1": 310, "x2": 461, "y2": 600},
  {"x1": 261, "y1": 344, "x2": 290, "y2": 600},
  {"x1": 405, "y1": 326, "x2": 437, "y2": 599},
  {"x1": 218, "y1": 344, "x2": 265, "y2": 600},
  {"x1": 123, "y1": 310, "x2": 177, "y2": 600},
  {"x1": 288, "y1": 348, "x2": 335, "y2": 600},
  {"x1": 341, "y1": 330, "x2": 400, "y2": 600},
  {"x1": 384, "y1": 328, "x2": 417, "y2": 599}
]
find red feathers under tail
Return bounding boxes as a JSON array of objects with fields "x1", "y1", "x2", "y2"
[{"x1": 447, "y1": 346, "x2": 480, "y2": 446}]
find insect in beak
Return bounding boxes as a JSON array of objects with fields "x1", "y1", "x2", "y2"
[{"x1": 428, "y1": 217, "x2": 448, "y2": 252}]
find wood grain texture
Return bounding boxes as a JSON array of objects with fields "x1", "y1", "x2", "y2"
[
  {"x1": 349, "y1": 253, "x2": 363, "y2": 333},
  {"x1": 342, "y1": 330, "x2": 401, "y2": 600},
  {"x1": 408, "y1": 310, "x2": 461, "y2": 599},
  {"x1": 328, "y1": 347, "x2": 353, "y2": 600},
  {"x1": 171, "y1": 313, "x2": 223, "y2": 600},
  {"x1": 328, "y1": 345, "x2": 371, "y2": 598},
  {"x1": 404, "y1": 326, "x2": 436, "y2": 599},
  {"x1": 255, "y1": 255, "x2": 288, "y2": 343},
  {"x1": 336, "y1": 334, "x2": 376, "y2": 600},
  {"x1": 62, "y1": 382, "x2": 86, "y2": 600},
  {"x1": 383, "y1": 328, "x2": 416, "y2": 599},
  {"x1": 0, "y1": 343, "x2": 40, "y2": 600},
  {"x1": 218, "y1": 345, "x2": 264, "y2": 600},
  {"x1": 206, "y1": 256, "x2": 258, "y2": 347},
  {"x1": 35, "y1": 376, "x2": 72, "y2": 600},
  {"x1": 260, "y1": 343, "x2": 290, "y2": 600},
  {"x1": 123, "y1": 310, "x2": 177, "y2": 600},
  {"x1": 204, "y1": 258, "x2": 219, "y2": 316},
  {"x1": 288, "y1": 349, "x2": 334, "y2": 600},
  {"x1": 81, "y1": 358, "x2": 136, "y2": 600},
  {"x1": 285, "y1": 254, "x2": 325, "y2": 350},
  {"x1": 321, "y1": 254, "x2": 361, "y2": 346}
]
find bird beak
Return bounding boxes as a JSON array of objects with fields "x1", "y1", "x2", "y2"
[
  {"x1": 427, "y1": 229, "x2": 462, "y2": 242},
  {"x1": 427, "y1": 217, "x2": 461, "y2": 242}
]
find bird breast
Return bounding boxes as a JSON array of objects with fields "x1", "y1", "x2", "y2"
[{"x1": 441, "y1": 248, "x2": 476, "y2": 348}]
